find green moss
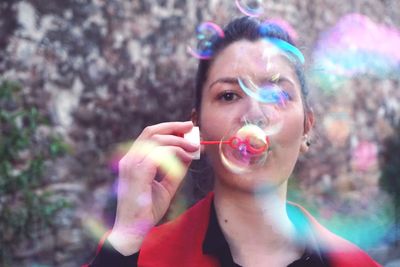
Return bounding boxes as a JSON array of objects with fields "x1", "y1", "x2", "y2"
[{"x1": 0, "y1": 80, "x2": 70, "y2": 265}]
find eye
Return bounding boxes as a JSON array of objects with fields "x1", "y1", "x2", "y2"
[
  {"x1": 217, "y1": 91, "x2": 241, "y2": 102},
  {"x1": 258, "y1": 84, "x2": 292, "y2": 105},
  {"x1": 272, "y1": 90, "x2": 291, "y2": 108},
  {"x1": 280, "y1": 91, "x2": 292, "y2": 101},
  {"x1": 276, "y1": 81, "x2": 295, "y2": 101}
]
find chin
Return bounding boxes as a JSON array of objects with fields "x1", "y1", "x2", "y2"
[
  {"x1": 207, "y1": 147, "x2": 291, "y2": 193},
  {"x1": 215, "y1": 164, "x2": 288, "y2": 194}
]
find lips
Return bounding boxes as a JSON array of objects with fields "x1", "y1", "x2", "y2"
[{"x1": 219, "y1": 124, "x2": 271, "y2": 173}]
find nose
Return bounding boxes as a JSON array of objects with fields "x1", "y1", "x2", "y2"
[
  {"x1": 240, "y1": 98, "x2": 273, "y2": 128},
  {"x1": 242, "y1": 116, "x2": 268, "y2": 128}
]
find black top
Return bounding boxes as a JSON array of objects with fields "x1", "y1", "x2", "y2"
[{"x1": 89, "y1": 201, "x2": 331, "y2": 267}]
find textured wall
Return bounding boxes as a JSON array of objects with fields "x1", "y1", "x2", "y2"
[{"x1": 1, "y1": 0, "x2": 400, "y2": 266}]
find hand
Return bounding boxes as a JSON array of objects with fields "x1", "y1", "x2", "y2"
[{"x1": 108, "y1": 121, "x2": 199, "y2": 255}]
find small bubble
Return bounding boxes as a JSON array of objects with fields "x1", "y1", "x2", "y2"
[
  {"x1": 187, "y1": 22, "x2": 224, "y2": 60},
  {"x1": 235, "y1": 0, "x2": 264, "y2": 17}
]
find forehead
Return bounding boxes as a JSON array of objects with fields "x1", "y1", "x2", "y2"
[{"x1": 208, "y1": 39, "x2": 298, "y2": 82}]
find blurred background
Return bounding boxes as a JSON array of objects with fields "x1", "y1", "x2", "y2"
[{"x1": 1, "y1": 0, "x2": 399, "y2": 266}]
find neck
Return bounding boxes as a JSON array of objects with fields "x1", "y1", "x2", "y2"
[{"x1": 213, "y1": 178, "x2": 302, "y2": 266}]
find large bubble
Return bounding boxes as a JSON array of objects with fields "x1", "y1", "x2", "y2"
[
  {"x1": 260, "y1": 37, "x2": 305, "y2": 65},
  {"x1": 187, "y1": 22, "x2": 224, "y2": 60},
  {"x1": 311, "y1": 13, "x2": 400, "y2": 93},
  {"x1": 218, "y1": 116, "x2": 283, "y2": 173},
  {"x1": 235, "y1": 0, "x2": 264, "y2": 17},
  {"x1": 219, "y1": 124, "x2": 269, "y2": 174},
  {"x1": 238, "y1": 75, "x2": 290, "y2": 107}
]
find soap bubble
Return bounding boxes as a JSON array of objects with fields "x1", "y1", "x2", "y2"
[
  {"x1": 219, "y1": 123, "x2": 275, "y2": 174},
  {"x1": 312, "y1": 13, "x2": 400, "y2": 93},
  {"x1": 265, "y1": 18, "x2": 299, "y2": 41},
  {"x1": 351, "y1": 141, "x2": 378, "y2": 172},
  {"x1": 235, "y1": 0, "x2": 264, "y2": 17},
  {"x1": 187, "y1": 22, "x2": 224, "y2": 60},
  {"x1": 261, "y1": 37, "x2": 305, "y2": 64},
  {"x1": 238, "y1": 76, "x2": 290, "y2": 106}
]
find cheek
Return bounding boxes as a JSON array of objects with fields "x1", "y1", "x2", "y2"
[
  {"x1": 199, "y1": 97, "x2": 234, "y2": 140},
  {"x1": 198, "y1": 108, "x2": 225, "y2": 169},
  {"x1": 199, "y1": 108, "x2": 229, "y2": 141},
  {"x1": 277, "y1": 107, "x2": 305, "y2": 145}
]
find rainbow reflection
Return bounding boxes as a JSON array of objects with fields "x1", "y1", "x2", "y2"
[
  {"x1": 187, "y1": 22, "x2": 225, "y2": 60},
  {"x1": 235, "y1": 0, "x2": 264, "y2": 17},
  {"x1": 312, "y1": 13, "x2": 400, "y2": 92}
]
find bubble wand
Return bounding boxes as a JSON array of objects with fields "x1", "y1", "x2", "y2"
[{"x1": 184, "y1": 127, "x2": 270, "y2": 160}]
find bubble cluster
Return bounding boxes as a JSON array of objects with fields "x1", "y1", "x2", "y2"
[
  {"x1": 312, "y1": 13, "x2": 400, "y2": 92},
  {"x1": 235, "y1": 0, "x2": 264, "y2": 17},
  {"x1": 187, "y1": 22, "x2": 224, "y2": 60}
]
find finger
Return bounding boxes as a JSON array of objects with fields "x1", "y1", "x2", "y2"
[
  {"x1": 119, "y1": 146, "x2": 190, "y2": 202},
  {"x1": 149, "y1": 145, "x2": 194, "y2": 165},
  {"x1": 125, "y1": 137, "x2": 195, "y2": 167},
  {"x1": 118, "y1": 151, "x2": 157, "y2": 184},
  {"x1": 153, "y1": 146, "x2": 192, "y2": 196},
  {"x1": 123, "y1": 121, "x2": 195, "y2": 165},
  {"x1": 159, "y1": 161, "x2": 190, "y2": 199},
  {"x1": 139, "y1": 121, "x2": 194, "y2": 139},
  {"x1": 120, "y1": 140, "x2": 158, "y2": 168},
  {"x1": 116, "y1": 158, "x2": 156, "y2": 208},
  {"x1": 151, "y1": 134, "x2": 199, "y2": 152},
  {"x1": 146, "y1": 145, "x2": 192, "y2": 181}
]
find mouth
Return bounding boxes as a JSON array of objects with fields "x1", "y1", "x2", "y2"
[
  {"x1": 218, "y1": 124, "x2": 272, "y2": 173},
  {"x1": 227, "y1": 143, "x2": 269, "y2": 167}
]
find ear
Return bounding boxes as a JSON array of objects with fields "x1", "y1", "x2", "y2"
[
  {"x1": 300, "y1": 135, "x2": 310, "y2": 153},
  {"x1": 303, "y1": 109, "x2": 315, "y2": 135},
  {"x1": 191, "y1": 108, "x2": 199, "y2": 126},
  {"x1": 300, "y1": 110, "x2": 315, "y2": 153}
]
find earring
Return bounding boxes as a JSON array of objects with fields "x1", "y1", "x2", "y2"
[
  {"x1": 300, "y1": 135, "x2": 311, "y2": 153},
  {"x1": 306, "y1": 139, "x2": 311, "y2": 147},
  {"x1": 305, "y1": 135, "x2": 311, "y2": 146}
]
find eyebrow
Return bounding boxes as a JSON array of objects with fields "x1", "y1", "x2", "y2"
[
  {"x1": 268, "y1": 76, "x2": 296, "y2": 87},
  {"x1": 208, "y1": 77, "x2": 238, "y2": 91},
  {"x1": 208, "y1": 75, "x2": 296, "y2": 91}
]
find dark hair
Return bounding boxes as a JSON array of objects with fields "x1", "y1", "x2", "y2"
[{"x1": 194, "y1": 16, "x2": 310, "y2": 116}]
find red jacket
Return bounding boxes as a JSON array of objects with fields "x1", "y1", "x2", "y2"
[{"x1": 139, "y1": 192, "x2": 381, "y2": 267}]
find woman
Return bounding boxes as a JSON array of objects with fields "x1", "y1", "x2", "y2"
[{"x1": 87, "y1": 17, "x2": 380, "y2": 267}]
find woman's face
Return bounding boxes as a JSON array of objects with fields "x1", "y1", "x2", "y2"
[{"x1": 197, "y1": 39, "x2": 312, "y2": 192}]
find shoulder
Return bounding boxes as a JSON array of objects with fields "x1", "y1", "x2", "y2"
[
  {"x1": 138, "y1": 193, "x2": 215, "y2": 266},
  {"x1": 146, "y1": 192, "x2": 213, "y2": 242},
  {"x1": 288, "y1": 202, "x2": 382, "y2": 267}
]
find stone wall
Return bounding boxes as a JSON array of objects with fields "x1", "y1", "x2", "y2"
[{"x1": 1, "y1": 0, "x2": 399, "y2": 266}]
